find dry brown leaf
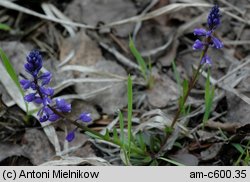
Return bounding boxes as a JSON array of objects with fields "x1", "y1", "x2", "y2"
[
  {"x1": 169, "y1": 152, "x2": 199, "y2": 166},
  {"x1": 0, "y1": 41, "x2": 32, "y2": 75},
  {"x1": 56, "y1": 131, "x2": 95, "y2": 158},
  {"x1": 147, "y1": 68, "x2": 178, "y2": 107},
  {"x1": 226, "y1": 91, "x2": 250, "y2": 124},
  {"x1": 135, "y1": 21, "x2": 166, "y2": 52},
  {"x1": 21, "y1": 129, "x2": 55, "y2": 165},
  {"x1": 197, "y1": 130, "x2": 217, "y2": 142},
  {"x1": 200, "y1": 143, "x2": 223, "y2": 161},
  {"x1": 64, "y1": 0, "x2": 137, "y2": 37},
  {"x1": 0, "y1": 143, "x2": 26, "y2": 162},
  {"x1": 205, "y1": 120, "x2": 241, "y2": 133},
  {"x1": 60, "y1": 31, "x2": 102, "y2": 67},
  {"x1": 40, "y1": 156, "x2": 110, "y2": 166},
  {"x1": 159, "y1": 39, "x2": 179, "y2": 67},
  {"x1": 75, "y1": 60, "x2": 127, "y2": 114}
]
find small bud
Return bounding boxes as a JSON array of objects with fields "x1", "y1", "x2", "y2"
[
  {"x1": 66, "y1": 131, "x2": 75, "y2": 142},
  {"x1": 79, "y1": 113, "x2": 92, "y2": 123}
]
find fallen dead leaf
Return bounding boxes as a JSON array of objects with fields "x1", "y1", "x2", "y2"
[
  {"x1": 21, "y1": 129, "x2": 55, "y2": 165},
  {"x1": 64, "y1": 0, "x2": 137, "y2": 37},
  {"x1": 197, "y1": 130, "x2": 217, "y2": 142},
  {"x1": 0, "y1": 41, "x2": 32, "y2": 75},
  {"x1": 40, "y1": 156, "x2": 110, "y2": 166},
  {"x1": 169, "y1": 150, "x2": 199, "y2": 166},
  {"x1": 147, "y1": 68, "x2": 178, "y2": 107},
  {"x1": 205, "y1": 120, "x2": 241, "y2": 133},
  {"x1": 0, "y1": 143, "x2": 25, "y2": 162},
  {"x1": 59, "y1": 31, "x2": 102, "y2": 68},
  {"x1": 135, "y1": 21, "x2": 166, "y2": 53},
  {"x1": 226, "y1": 91, "x2": 250, "y2": 124},
  {"x1": 75, "y1": 60, "x2": 127, "y2": 114},
  {"x1": 200, "y1": 142, "x2": 224, "y2": 161},
  {"x1": 56, "y1": 131, "x2": 95, "y2": 158}
]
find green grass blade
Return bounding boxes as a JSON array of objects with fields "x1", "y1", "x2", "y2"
[
  {"x1": 0, "y1": 23, "x2": 11, "y2": 31},
  {"x1": 104, "y1": 129, "x2": 110, "y2": 140},
  {"x1": 137, "y1": 132, "x2": 146, "y2": 151},
  {"x1": 183, "y1": 79, "x2": 188, "y2": 96},
  {"x1": 85, "y1": 131, "x2": 102, "y2": 140},
  {"x1": 119, "y1": 111, "x2": 125, "y2": 144},
  {"x1": 0, "y1": 49, "x2": 20, "y2": 88},
  {"x1": 232, "y1": 143, "x2": 244, "y2": 154},
  {"x1": 203, "y1": 70, "x2": 214, "y2": 124},
  {"x1": 179, "y1": 79, "x2": 188, "y2": 114},
  {"x1": 0, "y1": 48, "x2": 28, "y2": 113},
  {"x1": 129, "y1": 37, "x2": 147, "y2": 80},
  {"x1": 205, "y1": 70, "x2": 211, "y2": 104},
  {"x1": 127, "y1": 75, "x2": 133, "y2": 160},
  {"x1": 232, "y1": 143, "x2": 245, "y2": 165},
  {"x1": 158, "y1": 157, "x2": 185, "y2": 166},
  {"x1": 113, "y1": 127, "x2": 119, "y2": 143}
]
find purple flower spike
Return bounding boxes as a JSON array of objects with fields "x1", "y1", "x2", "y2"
[
  {"x1": 207, "y1": 5, "x2": 221, "y2": 29},
  {"x1": 194, "y1": 28, "x2": 207, "y2": 36},
  {"x1": 25, "y1": 50, "x2": 43, "y2": 77},
  {"x1": 21, "y1": 50, "x2": 92, "y2": 142},
  {"x1": 66, "y1": 130, "x2": 76, "y2": 142},
  {"x1": 24, "y1": 93, "x2": 36, "y2": 102},
  {"x1": 193, "y1": 40, "x2": 204, "y2": 50},
  {"x1": 192, "y1": 5, "x2": 223, "y2": 67},
  {"x1": 79, "y1": 112, "x2": 92, "y2": 123},
  {"x1": 56, "y1": 98, "x2": 71, "y2": 113},
  {"x1": 201, "y1": 55, "x2": 212, "y2": 65}
]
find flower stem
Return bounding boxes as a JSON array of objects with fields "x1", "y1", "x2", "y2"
[
  {"x1": 156, "y1": 43, "x2": 210, "y2": 158},
  {"x1": 171, "y1": 44, "x2": 208, "y2": 128},
  {"x1": 35, "y1": 79, "x2": 146, "y2": 156},
  {"x1": 48, "y1": 105, "x2": 146, "y2": 155}
]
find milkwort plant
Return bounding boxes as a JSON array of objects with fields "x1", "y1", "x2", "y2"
[
  {"x1": 160, "y1": 5, "x2": 223, "y2": 152},
  {"x1": 157, "y1": 5, "x2": 223, "y2": 156},
  {"x1": 20, "y1": 50, "x2": 92, "y2": 142},
  {"x1": 12, "y1": 4, "x2": 223, "y2": 165},
  {"x1": 19, "y1": 51, "x2": 149, "y2": 164}
]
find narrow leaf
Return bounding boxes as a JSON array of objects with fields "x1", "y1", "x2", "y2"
[
  {"x1": 159, "y1": 157, "x2": 185, "y2": 166},
  {"x1": 203, "y1": 70, "x2": 214, "y2": 124},
  {"x1": 127, "y1": 75, "x2": 133, "y2": 160},
  {"x1": 129, "y1": 37, "x2": 147, "y2": 80},
  {"x1": 119, "y1": 111, "x2": 125, "y2": 144},
  {"x1": 136, "y1": 132, "x2": 146, "y2": 151},
  {"x1": 0, "y1": 23, "x2": 11, "y2": 31},
  {"x1": 0, "y1": 48, "x2": 28, "y2": 113},
  {"x1": 232, "y1": 143, "x2": 245, "y2": 154},
  {"x1": 104, "y1": 129, "x2": 110, "y2": 140},
  {"x1": 113, "y1": 127, "x2": 119, "y2": 143},
  {"x1": 182, "y1": 79, "x2": 188, "y2": 96}
]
